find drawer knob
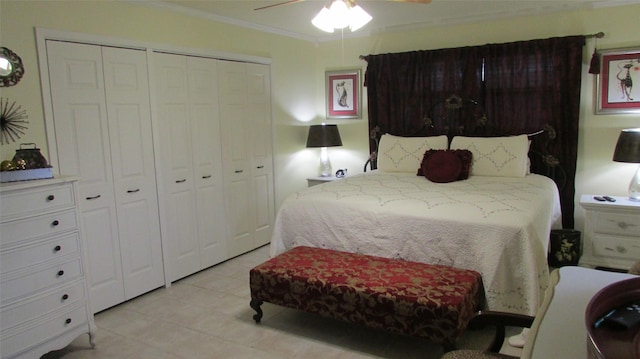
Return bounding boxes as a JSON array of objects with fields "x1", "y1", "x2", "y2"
[
  {"x1": 52, "y1": 220, "x2": 60, "y2": 226},
  {"x1": 47, "y1": 194, "x2": 55, "y2": 201},
  {"x1": 65, "y1": 318, "x2": 72, "y2": 325},
  {"x1": 54, "y1": 245, "x2": 62, "y2": 252},
  {"x1": 62, "y1": 294, "x2": 69, "y2": 301},
  {"x1": 57, "y1": 270, "x2": 65, "y2": 276}
]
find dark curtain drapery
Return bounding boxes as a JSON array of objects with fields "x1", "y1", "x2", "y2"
[{"x1": 364, "y1": 36, "x2": 585, "y2": 228}]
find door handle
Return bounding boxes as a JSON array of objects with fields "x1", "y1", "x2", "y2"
[
  {"x1": 176, "y1": 179, "x2": 186, "y2": 183},
  {"x1": 202, "y1": 175, "x2": 212, "y2": 179},
  {"x1": 86, "y1": 195, "x2": 101, "y2": 200},
  {"x1": 127, "y1": 189, "x2": 140, "y2": 193}
]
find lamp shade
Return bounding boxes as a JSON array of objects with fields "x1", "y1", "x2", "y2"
[
  {"x1": 613, "y1": 128, "x2": 640, "y2": 163},
  {"x1": 306, "y1": 124, "x2": 342, "y2": 148}
]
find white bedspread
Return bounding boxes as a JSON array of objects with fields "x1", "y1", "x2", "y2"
[{"x1": 271, "y1": 171, "x2": 562, "y2": 316}]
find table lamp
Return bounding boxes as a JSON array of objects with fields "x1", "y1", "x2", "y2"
[
  {"x1": 306, "y1": 124, "x2": 342, "y2": 177},
  {"x1": 613, "y1": 128, "x2": 640, "y2": 201}
]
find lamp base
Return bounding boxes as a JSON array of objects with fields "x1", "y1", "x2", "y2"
[
  {"x1": 319, "y1": 147, "x2": 332, "y2": 177},
  {"x1": 628, "y1": 165, "x2": 640, "y2": 202}
]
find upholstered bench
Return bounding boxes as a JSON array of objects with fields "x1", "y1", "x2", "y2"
[{"x1": 249, "y1": 246, "x2": 484, "y2": 349}]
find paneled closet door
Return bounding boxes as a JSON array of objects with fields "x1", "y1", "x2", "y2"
[
  {"x1": 46, "y1": 41, "x2": 164, "y2": 313},
  {"x1": 46, "y1": 41, "x2": 124, "y2": 312},
  {"x1": 102, "y1": 47, "x2": 164, "y2": 299},
  {"x1": 187, "y1": 57, "x2": 227, "y2": 268},
  {"x1": 218, "y1": 60, "x2": 254, "y2": 257},
  {"x1": 154, "y1": 53, "x2": 201, "y2": 282},
  {"x1": 247, "y1": 63, "x2": 274, "y2": 247}
]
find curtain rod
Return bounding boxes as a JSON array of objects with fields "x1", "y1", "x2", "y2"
[
  {"x1": 586, "y1": 32, "x2": 605, "y2": 39},
  {"x1": 359, "y1": 32, "x2": 605, "y2": 60}
]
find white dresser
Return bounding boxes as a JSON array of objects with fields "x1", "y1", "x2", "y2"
[
  {"x1": 579, "y1": 194, "x2": 640, "y2": 270},
  {"x1": 0, "y1": 177, "x2": 95, "y2": 359}
]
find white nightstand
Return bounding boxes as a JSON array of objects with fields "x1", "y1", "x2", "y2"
[
  {"x1": 306, "y1": 176, "x2": 341, "y2": 187},
  {"x1": 579, "y1": 194, "x2": 640, "y2": 270}
]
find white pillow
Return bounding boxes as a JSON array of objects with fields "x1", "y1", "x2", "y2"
[
  {"x1": 450, "y1": 135, "x2": 529, "y2": 177},
  {"x1": 377, "y1": 134, "x2": 448, "y2": 172}
]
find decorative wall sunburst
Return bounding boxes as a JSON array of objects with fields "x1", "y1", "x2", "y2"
[{"x1": 0, "y1": 98, "x2": 28, "y2": 145}]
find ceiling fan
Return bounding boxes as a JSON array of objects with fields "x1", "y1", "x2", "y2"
[
  {"x1": 255, "y1": 0, "x2": 432, "y2": 11},
  {"x1": 255, "y1": 0, "x2": 432, "y2": 33}
]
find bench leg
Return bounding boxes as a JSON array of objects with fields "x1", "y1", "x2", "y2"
[{"x1": 250, "y1": 298, "x2": 263, "y2": 323}]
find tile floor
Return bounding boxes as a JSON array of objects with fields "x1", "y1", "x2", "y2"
[{"x1": 43, "y1": 245, "x2": 522, "y2": 359}]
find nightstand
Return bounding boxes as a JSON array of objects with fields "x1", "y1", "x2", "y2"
[
  {"x1": 579, "y1": 194, "x2": 640, "y2": 270},
  {"x1": 307, "y1": 176, "x2": 341, "y2": 187}
]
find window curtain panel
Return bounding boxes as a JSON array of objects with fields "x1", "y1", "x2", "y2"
[
  {"x1": 364, "y1": 36, "x2": 584, "y2": 228},
  {"x1": 363, "y1": 47, "x2": 483, "y2": 138}
]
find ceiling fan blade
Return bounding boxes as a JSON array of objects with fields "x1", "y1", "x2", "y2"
[{"x1": 254, "y1": 0, "x2": 305, "y2": 11}]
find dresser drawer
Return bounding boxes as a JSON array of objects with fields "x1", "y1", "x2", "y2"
[
  {"x1": 1, "y1": 257, "x2": 83, "y2": 305},
  {"x1": 0, "y1": 183, "x2": 75, "y2": 221},
  {"x1": 0, "y1": 210, "x2": 78, "y2": 247},
  {"x1": 593, "y1": 211, "x2": 640, "y2": 237},
  {"x1": 592, "y1": 235, "x2": 640, "y2": 261},
  {"x1": 0, "y1": 304, "x2": 88, "y2": 359},
  {"x1": 1, "y1": 233, "x2": 80, "y2": 274},
  {"x1": 1, "y1": 280, "x2": 85, "y2": 330}
]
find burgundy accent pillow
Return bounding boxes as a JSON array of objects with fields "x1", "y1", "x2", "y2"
[{"x1": 417, "y1": 149, "x2": 473, "y2": 183}]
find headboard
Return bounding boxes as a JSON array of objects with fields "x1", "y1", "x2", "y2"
[{"x1": 365, "y1": 94, "x2": 566, "y2": 190}]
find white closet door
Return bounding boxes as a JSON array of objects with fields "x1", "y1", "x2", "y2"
[
  {"x1": 188, "y1": 57, "x2": 227, "y2": 267},
  {"x1": 247, "y1": 63, "x2": 274, "y2": 247},
  {"x1": 102, "y1": 47, "x2": 164, "y2": 298},
  {"x1": 218, "y1": 60, "x2": 254, "y2": 256},
  {"x1": 46, "y1": 41, "x2": 124, "y2": 312},
  {"x1": 154, "y1": 53, "x2": 200, "y2": 281}
]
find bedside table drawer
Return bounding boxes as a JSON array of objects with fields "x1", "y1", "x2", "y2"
[
  {"x1": 593, "y1": 235, "x2": 640, "y2": 261},
  {"x1": 594, "y1": 212, "x2": 640, "y2": 236}
]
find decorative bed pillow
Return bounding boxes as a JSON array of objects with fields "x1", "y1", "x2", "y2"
[
  {"x1": 450, "y1": 135, "x2": 529, "y2": 177},
  {"x1": 418, "y1": 149, "x2": 473, "y2": 183},
  {"x1": 377, "y1": 134, "x2": 448, "y2": 172}
]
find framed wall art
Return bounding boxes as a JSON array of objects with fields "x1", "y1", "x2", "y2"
[
  {"x1": 596, "y1": 47, "x2": 640, "y2": 114},
  {"x1": 326, "y1": 69, "x2": 361, "y2": 119}
]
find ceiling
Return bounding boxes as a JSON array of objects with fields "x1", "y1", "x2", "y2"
[{"x1": 142, "y1": 0, "x2": 632, "y2": 43}]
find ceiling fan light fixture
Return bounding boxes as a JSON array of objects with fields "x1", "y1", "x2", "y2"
[
  {"x1": 348, "y1": 5, "x2": 372, "y2": 31},
  {"x1": 311, "y1": 0, "x2": 372, "y2": 33},
  {"x1": 311, "y1": 7, "x2": 335, "y2": 33}
]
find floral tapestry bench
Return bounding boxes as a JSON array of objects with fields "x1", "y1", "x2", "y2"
[{"x1": 249, "y1": 246, "x2": 484, "y2": 349}]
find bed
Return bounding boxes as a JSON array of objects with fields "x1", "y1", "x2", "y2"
[{"x1": 271, "y1": 129, "x2": 563, "y2": 316}]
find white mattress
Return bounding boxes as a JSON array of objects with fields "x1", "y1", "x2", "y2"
[{"x1": 271, "y1": 171, "x2": 562, "y2": 315}]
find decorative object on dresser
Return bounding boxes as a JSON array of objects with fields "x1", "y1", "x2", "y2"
[
  {"x1": 1, "y1": 143, "x2": 54, "y2": 183},
  {"x1": 0, "y1": 47, "x2": 25, "y2": 87},
  {"x1": 613, "y1": 128, "x2": 640, "y2": 201},
  {"x1": 579, "y1": 194, "x2": 640, "y2": 271},
  {"x1": 0, "y1": 177, "x2": 95, "y2": 359},
  {"x1": 0, "y1": 98, "x2": 28, "y2": 145},
  {"x1": 306, "y1": 124, "x2": 343, "y2": 177}
]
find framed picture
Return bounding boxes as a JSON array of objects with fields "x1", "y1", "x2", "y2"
[
  {"x1": 326, "y1": 69, "x2": 361, "y2": 119},
  {"x1": 596, "y1": 47, "x2": 640, "y2": 114}
]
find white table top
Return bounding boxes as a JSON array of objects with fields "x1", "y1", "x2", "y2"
[{"x1": 529, "y1": 266, "x2": 635, "y2": 359}]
